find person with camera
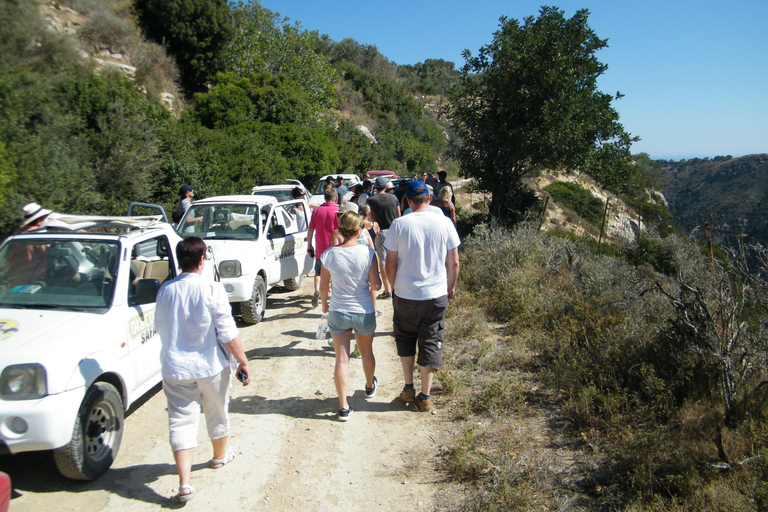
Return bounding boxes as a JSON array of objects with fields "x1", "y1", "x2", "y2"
[{"x1": 155, "y1": 237, "x2": 251, "y2": 502}]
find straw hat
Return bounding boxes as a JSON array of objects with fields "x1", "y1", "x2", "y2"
[{"x1": 20, "y1": 202, "x2": 52, "y2": 227}]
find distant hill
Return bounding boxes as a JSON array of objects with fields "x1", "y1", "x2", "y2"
[{"x1": 658, "y1": 154, "x2": 768, "y2": 247}]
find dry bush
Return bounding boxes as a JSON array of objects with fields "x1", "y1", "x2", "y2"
[
  {"x1": 77, "y1": 6, "x2": 138, "y2": 53},
  {"x1": 133, "y1": 41, "x2": 180, "y2": 101},
  {"x1": 442, "y1": 223, "x2": 768, "y2": 510}
]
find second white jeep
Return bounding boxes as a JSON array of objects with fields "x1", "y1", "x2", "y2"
[{"x1": 176, "y1": 195, "x2": 313, "y2": 323}]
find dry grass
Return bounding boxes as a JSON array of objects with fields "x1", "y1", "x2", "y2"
[{"x1": 436, "y1": 223, "x2": 768, "y2": 511}]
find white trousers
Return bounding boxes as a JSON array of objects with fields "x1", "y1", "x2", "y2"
[{"x1": 163, "y1": 368, "x2": 232, "y2": 452}]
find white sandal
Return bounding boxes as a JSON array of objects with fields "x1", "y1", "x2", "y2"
[
  {"x1": 177, "y1": 484, "x2": 196, "y2": 502},
  {"x1": 210, "y1": 446, "x2": 236, "y2": 469}
]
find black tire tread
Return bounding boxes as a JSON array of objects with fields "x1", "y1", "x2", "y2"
[
  {"x1": 240, "y1": 275, "x2": 266, "y2": 324},
  {"x1": 54, "y1": 382, "x2": 123, "y2": 481}
]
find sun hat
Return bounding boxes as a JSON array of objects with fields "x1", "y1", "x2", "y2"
[
  {"x1": 20, "y1": 202, "x2": 52, "y2": 227},
  {"x1": 337, "y1": 202, "x2": 359, "y2": 214},
  {"x1": 406, "y1": 180, "x2": 429, "y2": 197},
  {"x1": 385, "y1": 180, "x2": 395, "y2": 189}
]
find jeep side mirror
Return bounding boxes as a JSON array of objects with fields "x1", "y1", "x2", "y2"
[
  {"x1": 268, "y1": 225, "x2": 285, "y2": 239},
  {"x1": 131, "y1": 278, "x2": 161, "y2": 305}
]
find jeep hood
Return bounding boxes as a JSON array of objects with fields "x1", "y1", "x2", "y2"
[
  {"x1": 205, "y1": 239, "x2": 262, "y2": 264},
  {"x1": 0, "y1": 308, "x2": 107, "y2": 364}
]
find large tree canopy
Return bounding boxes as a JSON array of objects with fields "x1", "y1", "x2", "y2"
[
  {"x1": 225, "y1": 1, "x2": 339, "y2": 113},
  {"x1": 449, "y1": 6, "x2": 636, "y2": 223},
  {"x1": 135, "y1": 0, "x2": 233, "y2": 95}
]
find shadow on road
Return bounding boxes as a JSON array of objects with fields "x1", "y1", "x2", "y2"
[
  {"x1": 0, "y1": 449, "x2": 209, "y2": 508},
  {"x1": 246, "y1": 340, "x2": 334, "y2": 360},
  {"x1": 229, "y1": 393, "x2": 407, "y2": 420}
]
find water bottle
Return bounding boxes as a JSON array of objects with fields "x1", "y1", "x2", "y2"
[{"x1": 315, "y1": 314, "x2": 328, "y2": 340}]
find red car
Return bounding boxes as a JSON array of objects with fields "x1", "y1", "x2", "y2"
[{"x1": 0, "y1": 471, "x2": 9, "y2": 512}]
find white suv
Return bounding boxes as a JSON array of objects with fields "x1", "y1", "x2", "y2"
[
  {"x1": 0, "y1": 214, "x2": 214, "y2": 480},
  {"x1": 251, "y1": 180, "x2": 310, "y2": 203},
  {"x1": 309, "y1": 174, "x2": 361, "y2": 206},
  {"x1": 177, "y1": 195, "x2": 313, "y2": 324}
]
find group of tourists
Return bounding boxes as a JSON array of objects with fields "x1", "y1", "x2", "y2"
[
  {"x1": 16, "y1": 172, "x2": 459, "y2": 503},
  {"x1": 307, "y1": 176, "x2": 460, "y2": 422}
]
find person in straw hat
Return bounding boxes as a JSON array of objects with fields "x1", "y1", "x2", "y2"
[{"x1": 19, "y1": 202, "x2": 52, "y2": 232}]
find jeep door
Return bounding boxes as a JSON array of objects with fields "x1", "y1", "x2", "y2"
[
  {"x1": 264, "y1": 202, "x2": 308, "y2": 283},
  {"x1": 124, "y1": 234, "x2": 176, "y2": 389}
]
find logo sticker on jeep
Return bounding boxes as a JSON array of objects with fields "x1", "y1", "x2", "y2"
[
  {"x1": 0, "y1": 319, "x2": 19, "y2": 341},
  {"x1": 128, "y1": 307, "x2": 156, "y2": 344}
]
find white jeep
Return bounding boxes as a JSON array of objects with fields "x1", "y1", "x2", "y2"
[
  {"x1": 0, "y1": 214, "x2": 215, "y2": 480},
  {"x1": 308, "y1": 174, "x2": 361, "y2": 206},
  {"x1": 176, "y1": 195, "x2": 313, "y2": 324}
]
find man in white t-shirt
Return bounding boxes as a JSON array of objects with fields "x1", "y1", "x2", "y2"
[{"x1": 384, "y1": 180, "x2": 460, "y2": 412}]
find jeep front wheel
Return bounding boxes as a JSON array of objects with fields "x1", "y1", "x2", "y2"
[
  {"x1": 54, "y1": 382, "x2": 124, "y2": 480},
  {"x1": 283, "y1": 273, "x2": 302, "y2": 291},
  {"x1": 240, "y1": 275, "x2": 266, "y2": 324}
]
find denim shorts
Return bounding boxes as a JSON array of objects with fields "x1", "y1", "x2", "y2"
[
  {"x1": 314, "y1": 257, "x2": 323, "y2": 274},
  {"x1": 327, "y1": 310, "x2": 376, "y2": 336}
]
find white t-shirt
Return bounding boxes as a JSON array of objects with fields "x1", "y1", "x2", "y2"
[
  {"x1": 321, "y1": 244, "x2": 376, "y2": 314},
  {"x1": 384, "y1": 211, "x2": 461, "y2": 301},
  {"x1": 155, "y1": 273, "x2": 239, "y2": 380},
  {"x1": 402, "y1": 205, "x2": 443, "y2": 216}
]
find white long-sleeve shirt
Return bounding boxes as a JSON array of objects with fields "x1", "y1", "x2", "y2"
[{"x1": 155, "y1": 272, "x2": 239, "y2": 380}]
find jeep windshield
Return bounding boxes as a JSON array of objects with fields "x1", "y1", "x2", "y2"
[
  {"x1": 178, "y1": 203, "x2": 264, "y2": 240},
  {"x1": 251, "y1": 188, "x2": 294, "y2": 202},
  {"x1": 0, "y1": 239, "x2": 119, "y2": 310}
]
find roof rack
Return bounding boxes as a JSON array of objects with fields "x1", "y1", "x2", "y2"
[{"x1": 41, "y1": 214, "x2": 166, "y2": 232}]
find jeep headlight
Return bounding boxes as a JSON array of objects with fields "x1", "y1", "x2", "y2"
[
  {"x1": 1, "y1": 364, "x2": 47, "y2": 400},
  {"x1": 218, "y1": 260, "x2": 242, "y2": 278}
]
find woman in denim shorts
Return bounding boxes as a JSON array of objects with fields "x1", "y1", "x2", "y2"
[{"x1": 320, "y1": 211, "x2": 382, "y2": 421}]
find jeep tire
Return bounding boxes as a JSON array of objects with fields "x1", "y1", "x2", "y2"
[
  {"x1": 54, "y1": 382, "x2": 124, "y2": 480},
  {"x1": 283, "y1": 274, "x2": 302, "y2": 291},
  {"x1": 241, "y1": 275, "x2": 266, "y2": 324}
]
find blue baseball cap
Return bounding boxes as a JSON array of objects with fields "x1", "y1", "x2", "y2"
[{"x1": 406, "y1": 180, "x2": 428, "y2": 197}]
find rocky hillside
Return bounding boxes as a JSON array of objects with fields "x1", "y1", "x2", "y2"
[
  {"x1": 39, "y1": 0, "x2": 181, "y2": 112},
  {"x1": 532, "y1": 171, "x2": 645, "y2": 244},
  {"x1": 659, "y1": 154, "x2": 768, "y2": 245}
]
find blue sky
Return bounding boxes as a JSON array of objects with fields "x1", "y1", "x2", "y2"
[{"x1": 257, "y1": 0, "x2": 767, "y2": 160}]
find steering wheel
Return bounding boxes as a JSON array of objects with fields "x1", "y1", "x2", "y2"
[
  {"x1": 211, "y1": 222, "x2": 231, "y2": 231},
  {"x1": 234, "y1": 224, "x2": 258, "y2": 236}
]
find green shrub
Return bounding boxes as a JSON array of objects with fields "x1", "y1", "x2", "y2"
[{"x1": 544, "y1": 181, "x2": 605, "y2": 225}]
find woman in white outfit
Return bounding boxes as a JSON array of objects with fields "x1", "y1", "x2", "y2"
[{"x1": 320, "y1": 211, "x2": 382, "y2": 421}]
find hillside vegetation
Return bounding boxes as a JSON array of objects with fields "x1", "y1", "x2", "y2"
[{"x1": 0, "y1": 0, "x2": 456, "y2": 237}]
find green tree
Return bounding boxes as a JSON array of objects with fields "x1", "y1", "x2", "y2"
[
  {"x1": 188, "y1": 72, "x2": 318, "y2": 128},
  {"x1": 135, "y1": 0, "x2": 233, "y2": 95},
  {"x1": 225, "y1": 1, "x2": 338, "y2": 112},
  {"x1": 449, "y1": 7, "x2": 636, "y2": 223}
]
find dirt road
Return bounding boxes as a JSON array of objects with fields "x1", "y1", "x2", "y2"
[{"x1": 1, "y1": 278, "x2": 452, "y2": 511}]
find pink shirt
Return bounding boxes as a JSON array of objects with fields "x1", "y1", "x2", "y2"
[{"x1": 308, "y1": 201, "x2": 339, "y2": 257}]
